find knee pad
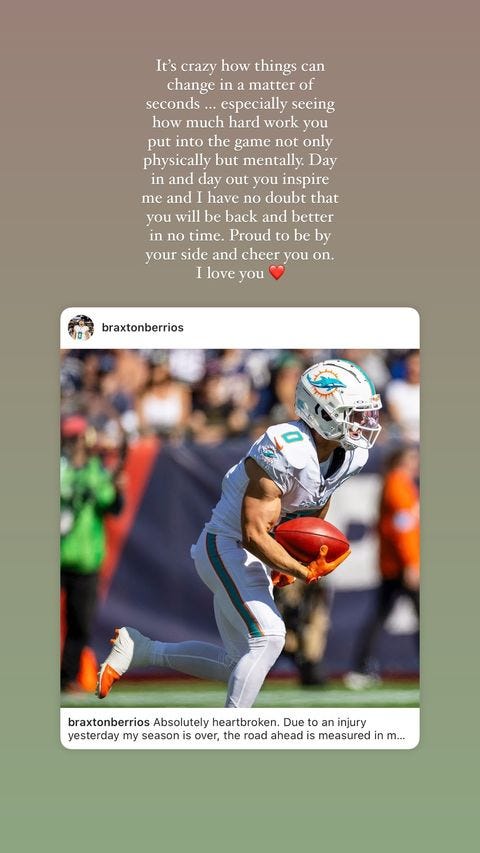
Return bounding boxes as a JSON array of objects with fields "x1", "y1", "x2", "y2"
[
  {"x1": 265, "y1": 634, "x2": 286, "y2": 664},
  {"x1": 248, "y1": 633, "x2": 285, "y2": 667}
]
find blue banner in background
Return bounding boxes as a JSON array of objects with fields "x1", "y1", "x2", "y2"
[{"x1": 94, "y1": 440, "x2": 419, "y2": 676}]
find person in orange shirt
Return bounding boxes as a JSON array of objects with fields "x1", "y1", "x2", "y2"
[{"x1": 345, "y1": 445, "x2": 419, "y2": 687}]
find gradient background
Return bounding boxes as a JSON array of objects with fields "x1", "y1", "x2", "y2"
[{"x1": 1, "y1": 1, "x2": 478, "y2": 849}]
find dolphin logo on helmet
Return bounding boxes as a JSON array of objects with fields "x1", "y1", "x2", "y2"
[{"x1": 307, "y1": 373, "x2": 347, "y2": 392}]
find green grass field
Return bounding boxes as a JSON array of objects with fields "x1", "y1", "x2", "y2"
[{"x1": 62, "y1": 678, "x2": 419, "y2": 708}]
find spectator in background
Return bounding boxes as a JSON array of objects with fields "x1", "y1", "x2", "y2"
[
  {"x1": 275, "y1": 581, "x2": 332, "y2": 687},
  {"x1": 112, "y1": 350, "x2": 150, "y2": 399},
  {"x1": 190, "y1": 372, "x2": 252, "y2": 443},
  {"x1": 137, "y1": 359, "x2": 191, "y2": 438},
  {"x1": 190, "y1": 351, "x2": 257, "y2": 443},
  {"x1": 205, "y1": 350, "x2": 254, "y2": 409},
  {"x1": 60, "y1": 416, "x2": 124, "y2": 692},
  {"x1": 168, "y1": 349, "x2": 207, "y2": 385},
  {"x1": 269, "y1": 354, "x2": 303, "y2": 423},
  {"x1": 345, "y1": 445, "x2": 420, "y2": 688},
  {"x1": 243, "y1": 349, "x2": 280, "y2": 419},
  {"x1": 385, "y1": 350, "x2": 420, "y2": 444},
  {"x1": 295, "y1": 349, "x2": 330, "y2": 368},
  {"x1": 60, "y1": 350, "x2": 85, "y2": 396}
]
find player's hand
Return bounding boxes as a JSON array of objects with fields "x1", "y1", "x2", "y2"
[
  {"x1": 271, "y1": 570, "x2": 296, "y2": 588},
  {"x1": 305, "y1": 544, "x2": 351, "y2": 583}
]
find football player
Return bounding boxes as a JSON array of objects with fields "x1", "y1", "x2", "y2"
[{"x1": 97, "y1": 359, "x2": 382, "y2": 707}]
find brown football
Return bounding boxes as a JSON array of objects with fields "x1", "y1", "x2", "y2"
[{"x1": 274, "y1": 517, "x2": 350, "y2": 564}]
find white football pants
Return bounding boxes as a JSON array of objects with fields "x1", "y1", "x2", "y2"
[{"x1": 147, "y1": 529, "x2": 286, "y2": 707}]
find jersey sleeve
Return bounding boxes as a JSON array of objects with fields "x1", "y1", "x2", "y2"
[
  {"x1": 247, "y1": 429, "x2": 293, "y2": 494},
  {"x1": 247, "y1": 423, "x2": 312, "y2": 493}
]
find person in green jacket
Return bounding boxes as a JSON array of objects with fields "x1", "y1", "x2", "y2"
[{"x1": 60, "y1": 416, "x2": 123, "y2": 692}]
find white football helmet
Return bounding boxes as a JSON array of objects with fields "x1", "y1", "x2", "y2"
[{"x1": 295, "y1": 359, "x2": 382, "y2": 450}]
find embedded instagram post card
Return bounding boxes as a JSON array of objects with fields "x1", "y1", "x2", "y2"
[{"x1": 60, "y1": 307, "x2": 419, "y2": 749}]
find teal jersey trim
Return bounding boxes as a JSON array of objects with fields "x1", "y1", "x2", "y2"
[
  {"x1": 282, "y1": 507, "x2": 322, "y2": 521},
  {"x1": 206, "y1": 533, "x2": 264, "y2": 639}
]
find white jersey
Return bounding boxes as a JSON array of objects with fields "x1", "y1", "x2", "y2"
[
  {"x1": 74, "y1": 325, "x2": 89, "y2": 340},
  {"x1": 205, "y1": 420, "x2": 368, "y2": 540}
]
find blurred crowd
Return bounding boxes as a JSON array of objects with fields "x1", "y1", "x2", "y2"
[{"x1": 61, "y1": 348, "x2": 419, "y2": 449}]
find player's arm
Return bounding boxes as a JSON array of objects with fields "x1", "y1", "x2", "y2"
[
  {"x1": 242, "y1": 459, "x2": 350, "y2": 583},
  {"x1": 241, "y1": 458, "x2": 310, "y2": 581}
]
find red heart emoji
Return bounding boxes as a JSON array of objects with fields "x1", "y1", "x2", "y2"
[{"x1": 269, "y1": 265, "x2": 285, "y2": 280}]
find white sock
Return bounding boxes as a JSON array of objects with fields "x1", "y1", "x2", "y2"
[{"x1": 152, "y1": 640, "x2": 236, "y2": 682}]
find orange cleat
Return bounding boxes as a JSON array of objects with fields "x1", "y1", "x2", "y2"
[
  {"x1": 95, "y1": 626, "x2": 152, "y2": 699},
  {"x1": 96, "y1": 628, "x2": 124, "y2": 699},
  {"x1": 96, "y1": 663, "x2": 121, "y2": 699}
]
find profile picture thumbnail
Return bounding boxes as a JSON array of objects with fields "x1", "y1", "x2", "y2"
[{"x1": 68, "y1": 315, "x2": 94, "y2": 341}]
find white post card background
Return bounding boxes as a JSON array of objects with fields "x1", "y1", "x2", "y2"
[
  {"x1": 61, "y1": 306, "x2": 420, "y2": 350},
  {"x1": 62, "y1": 708, "x2": 420, "y2": 750},
  {"x1": 61, "y1": 305, "x2": 419, "y2": 750}
]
